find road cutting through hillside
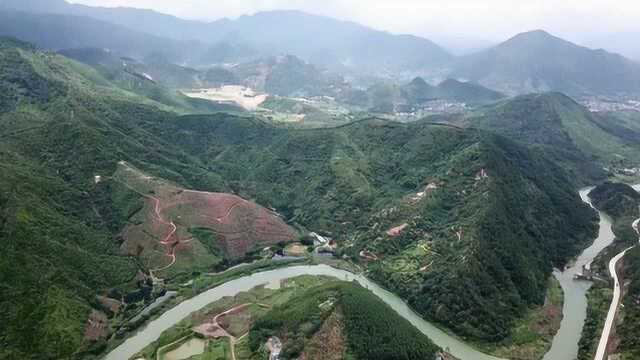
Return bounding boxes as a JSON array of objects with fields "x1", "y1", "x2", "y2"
[
  {"x1": 594, "y1": 185, "x2": 640, "y2": 360},
  {"x1": 110, "y1": 174, "x2": 180, "y2": 275},
  {"x1": 149, "y1": 195, "x2": 178, "y2": 274}
]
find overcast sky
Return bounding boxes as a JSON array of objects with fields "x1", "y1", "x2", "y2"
[{"x1": 68, "y1": 1, "x2": 639, "y2": 49}]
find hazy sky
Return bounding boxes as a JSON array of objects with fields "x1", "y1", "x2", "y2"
[{"x1": 68, "y1": 1, "x2": 639, "y2": 46}]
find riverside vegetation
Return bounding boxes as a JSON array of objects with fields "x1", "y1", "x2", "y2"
[{"x1": 577, "y1": 182, "x2": 640, "y2": 360}]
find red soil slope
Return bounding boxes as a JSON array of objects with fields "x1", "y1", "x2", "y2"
[{"x1": 175, "y1": 190, "x2": 297, "y2": 259}]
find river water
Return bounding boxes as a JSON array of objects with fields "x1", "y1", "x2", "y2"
[
  {"x1": 105, "y1": 265, "x2": 503, "y2": 360},
  {"x1": 542, "y1": 188, "x2": 615, "y2": 360},
  {"x1": 106, "y1": 188, "x2": 613, "y2": 360}
]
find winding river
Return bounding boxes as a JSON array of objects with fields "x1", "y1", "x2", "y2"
[
  {"x1": 543, "y1": 188, "x2": 615, "y2": 360},
  {"x1": 106, "y1": 188, "x2": 614, "y2": 360},
  {"x1": 105, "y1": 264, "x2": 504, "y2": 360}
]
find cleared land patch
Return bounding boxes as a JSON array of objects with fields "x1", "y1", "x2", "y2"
[
  {"x1": 113, "y1": 162, "x2": 297, "y2": 276},
  {"x1": 182, "y1": 86, "x2": 267, "y2": 110}
]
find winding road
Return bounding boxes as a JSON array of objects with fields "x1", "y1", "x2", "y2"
[
  {"x1": 594, "y1": 184, "x2": 640, "y2": 360},
  {"x1": 113, "y1": 175, "x2": 179, "y2": 275}
]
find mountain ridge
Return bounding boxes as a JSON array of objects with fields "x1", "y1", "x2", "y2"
[{"x1": 453, "y1": 29, "x2": 640, "y2": 95}]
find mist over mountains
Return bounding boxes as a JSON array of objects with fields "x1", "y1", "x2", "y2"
[{"x1": 2, "y1": 0, "x2": 640, "y2": 96}]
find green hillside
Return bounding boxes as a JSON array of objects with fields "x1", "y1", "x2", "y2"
[
  {"x1": 585, "y1": 183, "x2": 640, "y2": 359},
  {"x1": 469, "y1": 92, "x2": 640, "y2": 182},
  {"x1": 249, "y1": 280, "x2": 441, "y2": 359},
  {"x1": 0, "y1": 38, "x2": 599, "y2": 357},
  {"x1": 0, "y1": 38, "x2": 238, "y2": 359},
  {"x1": 148, "y1": 113, "x2": 597, "y2": 342}
]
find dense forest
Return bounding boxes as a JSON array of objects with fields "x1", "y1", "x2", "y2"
[
  {"x1": 249, "y1": 281, "x2": 441, "y2": 359},
  {"x1": 469, "y1": 93, "x2": 640, "y2": 182}
]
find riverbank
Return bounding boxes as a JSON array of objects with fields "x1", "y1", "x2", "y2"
[
  {"x1": 540, "y1": 188, "x2": 615, "y2": 360},
  {"x1": 104, "y1": 265, "x2": 505, "y2": 360},
  {"x1": 473, "y1": 277, "x2": 563, "y2": 360},
  {"x1": 103, "y1": 187, "x2": 608, "y2": 360}
]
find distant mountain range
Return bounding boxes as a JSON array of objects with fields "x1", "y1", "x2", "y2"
[
  {"x1": 3, "y1": 1, "x2": 640, "y2": 96},
  {"x1": 1, "y1": 0, "x2": 453, "y2": 73},
  {"x1": 453, "y1": 30, "x2": 640, "y2": 95}
]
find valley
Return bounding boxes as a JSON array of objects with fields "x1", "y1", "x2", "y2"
[{"x1": 1, "y1": 2, "x2": 640, "y2": 360}]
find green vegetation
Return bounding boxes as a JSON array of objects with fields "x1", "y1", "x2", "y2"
[
  {"x1": 249, "y1": 280, "x2": 441, "y2": 359},
  {"x1": 579, "y1": 182, "x2": 640, "y2": 359},
  {"x1": 0, "y1": 38, "x2": 602, "y2": 358},
  {"x1": 471, "y1": 93, "x2": 640, "y2": 182},
  {"x1": 347, "y1": 77, "x2": 504, "y2": 115},
  {"x1": 476, "y1": 277, "x2": 564, "y2": 359},
  {"x1": 619, "y1": 246, "x2": 640, "y2": 359},
  {"x1": 578, "y1": 285, "x2": 613, "y2": 360},
  {"x1": 151, "y1": 112, "x2": 596, "y2": 343},
  {"x1": 0, "y1": 38, "x2": 250, "y2": 359},
  {"x1": 589, "y1": 182, "x2": 640, "y2": 218},
  {"x1": 140, "y1": 276, "x2": 440, "y2": 360}
]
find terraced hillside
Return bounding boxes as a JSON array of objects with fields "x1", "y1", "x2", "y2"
[{"x1": 113, "y1": 162, "x2": 297, "y2": 277}]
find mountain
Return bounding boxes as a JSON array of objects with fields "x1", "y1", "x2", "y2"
[
  {"x1": 2, "y1": 0, "x2": 453, "y2": 73},
  {"x1": 583, "y1": 32, "x2": 640, "y2": 62},
  {"x1": 355, "y1": 77, "x2": 504, "y2": 113},
  {"x1": 402, "y1": 77, "x2": 504, "y2": 103},
  {"x1": 0, "y1": 0, "x2": 218, "y2": 42},
  {"x1": 160, "y1": 113, "x2": 596, "y2": 343},
  {"x1": 55, "y1": 47, "x2": 243, "y2": 112},
  {"x1": 0, "y1": 8, "x2": 259, "y2": 69},
  {"x1": 215, "y1": 10, "x2": 453, "y2": 72},
  {"x1": 401, "y1": 77, "x2": 438, "y2": 104},
  {"x1": 0, "y1": 38, "x2": 266, "y2": 358},
  {"x1": 589, "y1": 182, "x2": 640, "y2": 218},
  {"x1": 436, "y1": 78, "x2": 505, "y2": 102},
  {"x1": 229, "y1": 54, "x2": 345, "y2": 97},
  {"x1": 0, "y1": 38, "x2": 602, "y2": 358},
  {"x1": 467, "y1": 92, "x2": 640, "y2": 181},
  {"x1": 453, "y1": 30, "x2": 640, "y2": 96}
]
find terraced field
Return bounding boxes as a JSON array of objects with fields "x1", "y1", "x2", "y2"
[{"x1": 113, "y1": 162, "x2": 297, "y2": 277}]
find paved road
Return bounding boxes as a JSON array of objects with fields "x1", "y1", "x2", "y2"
[
  {"x1": 594, "y1": 246, "x2": 635, "y2": 360},
  {"x1": 594, "y1": 184, "x2": 640, "y2": 360}
]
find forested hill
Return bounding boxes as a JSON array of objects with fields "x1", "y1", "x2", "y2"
[
  {"x1": 0, "y1": 38, "x2": 597, "y2": 357},
  {"x1": 0, "y1": 38, "x2": 237, "y2": 359},
  {"x1": 589, "y1": 182, "x2": 640, "y2": 218},
  {"x1": 468, "y1": 92, "x2": 640, "y2": 182},
  {"x1": 150, "y1": 113, "x2": 597, "y2": 341}
]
